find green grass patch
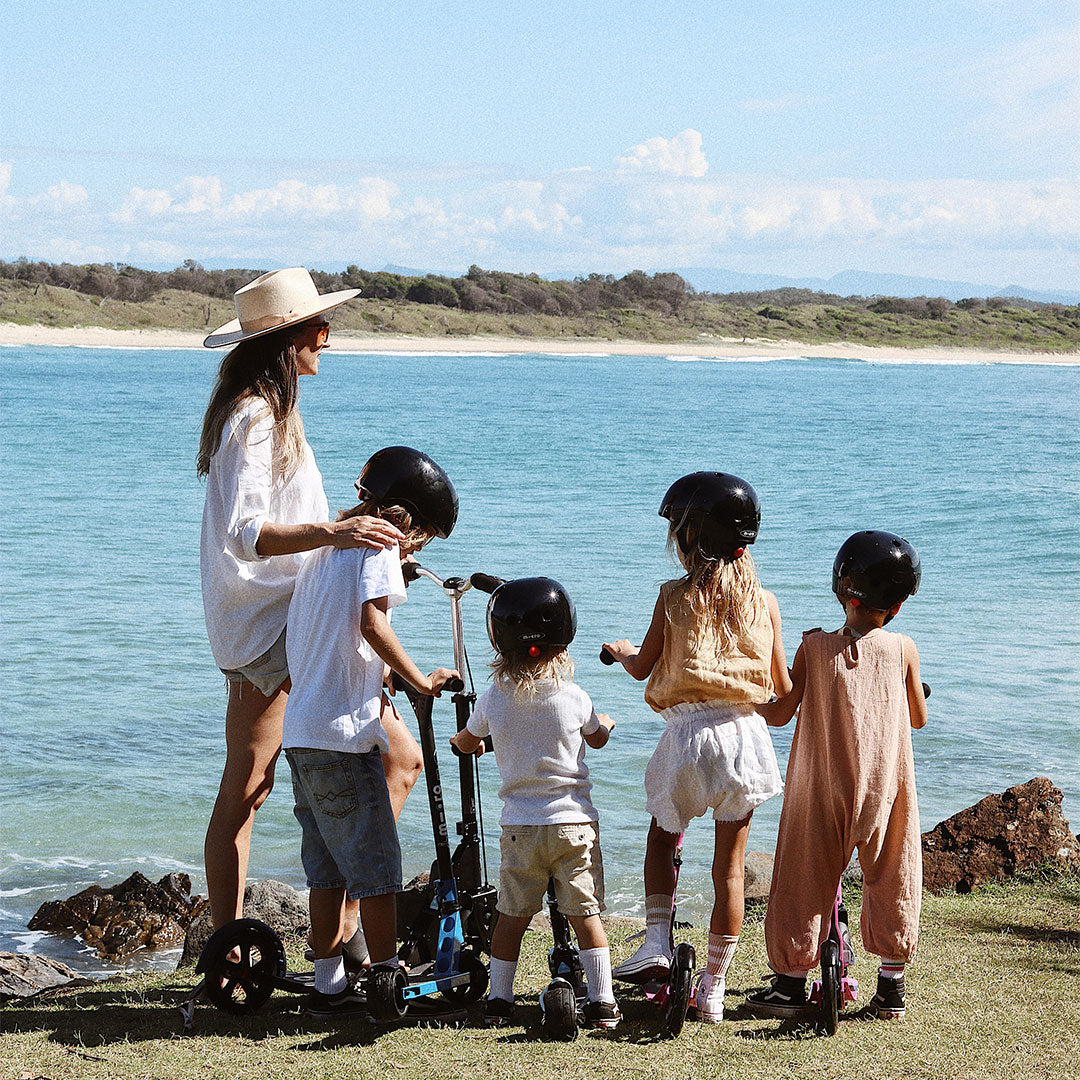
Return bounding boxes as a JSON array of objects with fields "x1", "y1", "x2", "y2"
[{"x1": 4, "y1": 874, "x2": 1078, "y2": 1079}]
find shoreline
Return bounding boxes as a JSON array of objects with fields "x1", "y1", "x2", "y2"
[{"x1": 2, "y1": 322, "x2": 1077, "y2": 364}]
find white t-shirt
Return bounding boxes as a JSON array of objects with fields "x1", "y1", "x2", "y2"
[
  {"x1": 282, "y1": 544, "x2": 407, "y2": 754},
  {"x1": 466, "y1": 680, "x2": 601, "y2": 826},
  {"x1": 200, "y1": 398, "x2": 329, "y2": 670}
]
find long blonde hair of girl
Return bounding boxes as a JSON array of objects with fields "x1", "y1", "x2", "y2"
[
  {"x1": 492, "y1": 646, "x2": 575, "y2": 700},
  {"x1": 197, "y1": 328, "x2": 306, "y2": 480},
  {"x1": 669, "y1": 527, "x2": 765, "y2": 655},
  {"x1": 336, "y1": 500, "x2": 434, "y2": 554}
]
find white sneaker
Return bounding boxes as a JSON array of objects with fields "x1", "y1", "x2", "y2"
[
  {"x1": 691, "y1": 971, "x2": 725, "y2": 1023},
  {"x1": 613, "y1": 941, "x2": 671, "y2": 984}
]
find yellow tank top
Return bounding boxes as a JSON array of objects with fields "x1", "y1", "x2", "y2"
[{"x1": 644, "y1": 578, "x2": 774, "y2": 712}]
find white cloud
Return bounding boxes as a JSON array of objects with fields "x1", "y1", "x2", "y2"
[
  {"x1": 0, "y1": 161, "x2": 12, "y2": 200},
  {"x1": 616, "y1": 129, "x2": 708, "y2": 178}
]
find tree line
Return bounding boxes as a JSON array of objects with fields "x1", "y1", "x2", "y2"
[{"x1": 0, "y1": 257, "x2": 1061, "y2": 319}]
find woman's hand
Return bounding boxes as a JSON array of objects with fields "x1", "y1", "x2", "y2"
[
  {"x1": 329, "y1": 515, "x2": 404, "y2": 550},
  {"x1": 603, "y1": 639, "x2": 637, "y2": 662},
  {"x1": 423, "y1": 668, "x2": 460, "y2": 696}
]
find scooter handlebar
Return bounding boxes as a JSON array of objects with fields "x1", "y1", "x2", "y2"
[
  {"x1": 600, "y1": 647, "x2": 616, "y2": 665},
  {"x1": 469, "y1": 572, "x2": 505, "y2": 594}
]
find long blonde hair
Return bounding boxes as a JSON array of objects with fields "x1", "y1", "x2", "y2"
[
  {"x1": 197, "y1": 328, "x2": 306, "y2": 479},
  {"x1": 669, "y1": 526, "x2": 765, "y2": 655},
  {"x1": 492, "y1": 646, "x2": 575, "y2": 700}
]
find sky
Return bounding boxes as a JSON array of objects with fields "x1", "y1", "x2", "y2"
[{"x1": 1, "y1": 0, "x2": 1078, "y2": 290}]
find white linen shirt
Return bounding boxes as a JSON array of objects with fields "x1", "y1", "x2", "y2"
[
  {"x1": 282, "y1": 544, "x2": 407, "y2": 754},
  {"x1": 466, "y1": 680, "x2": 601, "y2": 826},
  {"x1": 200, "y1": 398, "x2": 329, "y2": 671}
]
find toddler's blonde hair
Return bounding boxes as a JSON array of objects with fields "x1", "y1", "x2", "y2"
[
  {"x1": 338, "y1": 499, "x2": 435, "y2": 554},
  {"x1": 491, "y1": 646, "x2": 575, "y2": 700}
]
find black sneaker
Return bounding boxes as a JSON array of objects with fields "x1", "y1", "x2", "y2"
[
  {"x1": 745, "y1": 974, "x2": 809, "y2": 1018},
  {"x1": 483, "y1": 996, "x2": 516, "y2": 1027},
  {"x1": 305, "y1": 985, "x2": 368, "y2": 1018},
  {"x1": 580, "y1": 999, "x2": 622, "y2": 1029},
  {"x1": 867, "y1": 975, "x2": 906, "y2": 1019}
]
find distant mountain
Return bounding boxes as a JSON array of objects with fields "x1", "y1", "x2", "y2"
[{"x1": 673, "y1": 267, "x2": 1079, "y2": 305}]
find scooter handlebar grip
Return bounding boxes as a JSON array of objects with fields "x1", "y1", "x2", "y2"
[
  {"x1": 599, "y1": 647, "x2": 616, "y2": 665},
  {"x1": 922, "y1": 681, "x2": 931, "y2": 699},
  {"x1": 469, "y1": 572, "x2": 505, "y2": 594},
  {"x1": 447, "y1": 677, "x2": 465, "y2": 693}
]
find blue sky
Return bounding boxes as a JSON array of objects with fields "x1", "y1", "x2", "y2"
[{"x1": 2, "y1": 1, "x2": 1077, "y2": 289}]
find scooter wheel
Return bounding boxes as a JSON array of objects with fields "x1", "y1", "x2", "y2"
[
  {"x1": 196, "y1": 918, "x2": 285, "y2": 1015},
  {"x1": 819, "y1": 939, "x2": 841, "y2": 1036},
  {"x1": 540, "y1": 977, "x2": 578, "y2": 1042},
  {"x1": 441, "y1": 950, "x2": 489, "y2": 1004},
  {"x1": 368, "y1": 966, "x2": 409, "y2": 1022},
  {"x1": 663, "y1": 942, "x2": 696, "y2": 1039}
]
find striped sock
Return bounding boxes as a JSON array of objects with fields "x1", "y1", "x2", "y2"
[
  {"x1": 706, "y1": 933, "x2": 739, "y2": 979},
  {"x1": 879, "y1": 961, "x2": 906, "y2": 980},
  {"x1": 643, "y1": 893, "x2": 673, "y2": 954}
]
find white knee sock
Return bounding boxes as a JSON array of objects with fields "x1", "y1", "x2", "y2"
[
  {"x1": 314, "y1": 955, "x2": 347, "y2": 995},
  {"x1": 879, "y1": 961, "x2": 905, "y2": 980},
  {"x1": 489, "y1": 956, "x2": 517, "y2": 1002},
  {"x1": 706, "y1": 934, "x2": 739, "y2": 980},
  {"x1": 643, "y1": 893, "x2": 673, "y2": 954},
  {"x1": 579, "y1": 946, "x2": 614, "y2": 1004}
]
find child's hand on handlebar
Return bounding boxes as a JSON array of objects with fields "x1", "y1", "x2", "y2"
[
  {"x1": 424, "y1": 668, "x2": 460, "y2": 696},
  {"x1": 450, "y1": 729, "x2": 486, "y2": 757},
  {"x1": 597, "y1": 713, "x2": 615, "y2": 732}
]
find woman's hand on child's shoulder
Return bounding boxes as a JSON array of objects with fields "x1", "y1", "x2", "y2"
[{"x1": 329, "y1": 515, "x2": 404, "y2": 550}]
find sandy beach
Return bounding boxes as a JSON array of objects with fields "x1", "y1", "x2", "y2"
[{"x1": 1, "y1": 322, "x2": 1077, "y2": 364}]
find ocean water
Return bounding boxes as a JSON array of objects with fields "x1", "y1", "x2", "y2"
[{"x1": 2, "y1": 344, "x2": 1078, "y2": 974}]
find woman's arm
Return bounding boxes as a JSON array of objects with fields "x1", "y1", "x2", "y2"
[
  {"x1": 904, "y1": 637, "x2": 929, "y2": 729},
  {"x1": 360, "y1": 596, "x2": 458, "y2": 695},
  {"x1": 255, "y1": 515, "x2": 403, "y2": 557},
  {"x1": 602, "y1": 591, "x2": 666, "y2": 681},
  {"x1": 759, "y1": 643, "x2": 806, "y2": 727},
  {"x1": 765, "y1": 589, "x2": 793, "y2": 698}
]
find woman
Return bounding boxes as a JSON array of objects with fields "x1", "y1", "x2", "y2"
[{"x1": 198, "y1": 268, "x2": 422, "y2": 938}]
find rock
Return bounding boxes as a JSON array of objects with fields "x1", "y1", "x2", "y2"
[
  {"x1": 0, "y1": 951, "x2": 92, "y2": 1000},
  {"x1": 921, "y1": 777, "x2": 1080, "y2": 894},
  {"x1": 743, "y1": 850, "x2": 774, "y2": 903},
  {"x1": 28, "y1": 872, "x2": 209, "y2": 961},
  {"x1": 179, "y1": 879, "x2": 307, "y2": 968}
]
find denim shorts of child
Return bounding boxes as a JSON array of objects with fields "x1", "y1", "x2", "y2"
[
  {"x1": 285, "y1": 748, "x2": 402, "y2": 900},
  {"x1": 220, "y1": 626, "x2": 289, "y2": 697}
]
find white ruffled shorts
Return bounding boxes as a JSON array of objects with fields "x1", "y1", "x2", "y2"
[{"x1": 644, "y1": 701, "x2": 782, "y2": 834}]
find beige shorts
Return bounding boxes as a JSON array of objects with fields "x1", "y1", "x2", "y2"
[{"x1": 497, "y1": 822, "x2": 605, "y2": 919}]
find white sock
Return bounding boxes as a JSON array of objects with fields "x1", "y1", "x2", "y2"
[
  {"x1": 879, "y1": 961, "x2": 905, "y2": 980},
  {"x1": 314, "y1": 955, "x2": 347, "y2": 996},
  {"x1": 579, "y1": 946, "x2": 614, "y2": 1004},
  {"x1": 706, "y1": 934, "x2": 739, "y2": 980},
  {"x1": 644, "y1": 893, "x2": 673, "y2": 954},
  {"x1": 489, "y1": 956, "x2": 517, "y2": 1002}
]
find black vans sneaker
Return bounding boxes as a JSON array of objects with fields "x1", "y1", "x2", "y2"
[
  {"x1": 580, "y1": 999, "x2": 622, "y2": 1029},
  {"x1": 483, "y1": 996, "x2": 516, "y2": 1027},
  {"x1": 867, "y1": 975, "x2": 906, "y2": 1019},
  {"x1": 745, "y1": 973, "x2": 809, "y2": 1018},
  {"x1": 304, "y1": 985, "x2": 368, "y2": 1018}
]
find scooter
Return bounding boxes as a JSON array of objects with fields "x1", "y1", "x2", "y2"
[{"x1": 182, "y1": 564, "x2": 498, "y2": 1030}]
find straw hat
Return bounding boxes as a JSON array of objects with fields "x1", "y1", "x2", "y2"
[{"x1": 203, "y1": 267, "x2": 361, "y2": 348}]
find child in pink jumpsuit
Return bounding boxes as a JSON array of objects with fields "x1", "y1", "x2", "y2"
[{"x1": 748, "y1": 530, "x2": 928, "y2": 1021}]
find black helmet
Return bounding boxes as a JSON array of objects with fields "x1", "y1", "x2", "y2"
[
  {"x1": 354, "y1": 446, "x2": 458, "y2": 539},
  {"x1": 832, "y1": 531, "x2": 921, "y2": 610},
  {"x1": 486, "y1": 577, "x2": 577, "y2": 658},
  {"x1": 659, "y1": 472, "x2": 761, "y2": 562}
]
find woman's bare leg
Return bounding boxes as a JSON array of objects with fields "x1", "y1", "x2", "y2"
[
  {"x1": 380, "y1": 696, "x2": 423, "y2": 820},
  {"x1": 204, "y1": 680, "x2": 288, "y2": 929}
]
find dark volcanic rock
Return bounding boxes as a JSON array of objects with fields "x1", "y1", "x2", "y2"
[
  {"x1": 0, "y1": 951, "x2": 91, "y2": 1000},
  {"x1": 28, "y1": 872, "x2": 209, "y2": 961},
  {"x1": 921, "y1": 777, "x2": 1080, "y2": 894},
  {"x1": 179, "y1": 879, "x2": 307, "y2": 968}
]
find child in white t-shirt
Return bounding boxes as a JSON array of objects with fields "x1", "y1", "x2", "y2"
[
  {"x1": 283, "y1": 446, "x2": 459, "y2": 1017},
  {"x1": 450, "y1": 577, "x2": 619, "y2": 1029}
]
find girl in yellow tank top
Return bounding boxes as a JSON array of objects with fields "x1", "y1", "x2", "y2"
[{"x1": 602, "y1": 472, "x2": 791, "y2": 1023}]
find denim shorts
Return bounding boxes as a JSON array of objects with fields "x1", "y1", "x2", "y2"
[
  {"x1": 220, "y1": 626, "x2": 289, "y2": 697},
  {"x1": 285, "y1": 747, "x2": 402, "y2": 900}
]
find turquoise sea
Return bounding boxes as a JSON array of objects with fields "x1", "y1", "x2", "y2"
[{"x1": 2, "y1": 344, "x2": 1078, "y2": 974}]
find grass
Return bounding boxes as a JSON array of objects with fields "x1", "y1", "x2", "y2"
[
  {"x1": 3, "y1": 873, "x2": 1078, "y2": 1080},
  {"x1": 2, "y1": 280, "x2": 1078, "y2": 352}
]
